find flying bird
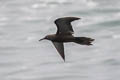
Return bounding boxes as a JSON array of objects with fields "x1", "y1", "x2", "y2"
[{"x1": 39, "y1": 17, "x2": 94, "y2": 61}]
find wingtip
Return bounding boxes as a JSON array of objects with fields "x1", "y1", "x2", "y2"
[
  {"x1": 63, "y1": 58, "x2": 65, "y2": 62},
  {"x1": 61, "y1": 56, "x2": 65, "y2": 62},
  {"x1": 69, "y1": 17, "x2": 81, "y2": 21},
  {"x1": 72, "y1": 16, "x2": 81, "y2": 19},
  {"x1": 76, "y1": 17, "x2": 81, "y2": 20},
  {"x1": 68, "y1": 17, "x2": 81, "y2": 20},
  {"x1": 55, "y1": 17, "x2": 81, "y2": 22}
]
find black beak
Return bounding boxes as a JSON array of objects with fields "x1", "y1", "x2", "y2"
[{"x1": 39, "y1": 38, "x2": 45, "y2": 41}]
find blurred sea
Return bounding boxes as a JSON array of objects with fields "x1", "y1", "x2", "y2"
[{"x1": 0, "y1": 0, "x2": 120, "y2": 80}]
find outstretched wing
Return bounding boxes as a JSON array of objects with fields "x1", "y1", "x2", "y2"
[
  {"x1": 52, "y1": 42, "x2": 65, "y2": 61},
  {"x1": 54, "y1": 17, "x2": 80, "y2": 35}
]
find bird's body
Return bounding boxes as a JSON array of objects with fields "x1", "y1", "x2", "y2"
[
  {"x1": 46, "y1": 34, "x2": 75, "y2": 42},
  {"x1": 39, "y1": 17, "x2": 94, "y2": 61}
]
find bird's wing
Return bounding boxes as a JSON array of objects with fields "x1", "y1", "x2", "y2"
[
  {"x1": 52, "y1": 42, "x2": 65, "y2": 61},
  {"x1": 54, "y1": 17, "x2": 80, "y2": 35}
]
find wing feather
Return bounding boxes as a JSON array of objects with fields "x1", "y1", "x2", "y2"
[
  {"x1": 54, "y1": 17, "x2": 80, "y2": 35},
  {"x1": 52, "y1": 42, "x2": 65, "y2": 61}
]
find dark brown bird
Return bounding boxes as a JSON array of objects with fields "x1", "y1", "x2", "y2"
[{"x1": 39, "y1": 17, "x2": 94, "y2": 61}]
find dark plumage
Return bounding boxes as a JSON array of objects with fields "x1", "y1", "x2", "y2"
[{"x1": 39, "y1": 17, "x2": 94, "y2": 61}]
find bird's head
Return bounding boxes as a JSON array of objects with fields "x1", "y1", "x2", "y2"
[{"x1": 39, "y1": 35, "x2": 53, "y2": 41}]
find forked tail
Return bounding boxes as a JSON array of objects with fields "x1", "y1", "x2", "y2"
[{"x1": 75, "y1": 37, "x2": 94, "y2": 45}]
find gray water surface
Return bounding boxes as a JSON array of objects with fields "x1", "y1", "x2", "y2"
[{"x1": 0, "y1": 0, "x2": 120, "y2": 80}]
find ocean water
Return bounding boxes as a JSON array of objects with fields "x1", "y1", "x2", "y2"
[{"x1": 0, "y1": 0, "x2": 120, "y2": 80}]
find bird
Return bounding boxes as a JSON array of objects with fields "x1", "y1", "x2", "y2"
[{"x1": 39, "y1": 17, "x2": 94, "y2": 61}]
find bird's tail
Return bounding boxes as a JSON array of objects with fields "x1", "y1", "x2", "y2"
[{"x1": 74, "y1": 37, "x2": 94, "y2": 45}]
